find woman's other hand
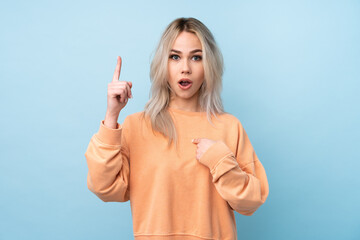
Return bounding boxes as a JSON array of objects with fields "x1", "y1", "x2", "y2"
[{"x1": 192, "y1": 138, "x2": 217, "y2": 160}]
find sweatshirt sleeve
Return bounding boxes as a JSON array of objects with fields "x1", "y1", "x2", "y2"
[
  {"x1": 198, "y1": 120, "x2": 269, "y2": 216},
  {"x1": 84, "y1": 119, "x2": 130, "y2": 202}
]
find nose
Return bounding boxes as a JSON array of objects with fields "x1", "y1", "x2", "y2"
[{"x1": 181, "y1": 59, "x2": 191, "y2": 74}]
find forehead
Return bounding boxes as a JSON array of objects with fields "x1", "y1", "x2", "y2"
[{"x1": 171, "y1": 31, "x2": 202, "y2": 51}]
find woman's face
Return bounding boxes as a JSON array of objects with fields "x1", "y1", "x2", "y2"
[{"x1": 167, "y1": 31, "x2": 204, "y2": 103}]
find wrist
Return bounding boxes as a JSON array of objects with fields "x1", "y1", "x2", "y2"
[{"x1": 104, "y1": 111, "x2": 120, "y2": 129}]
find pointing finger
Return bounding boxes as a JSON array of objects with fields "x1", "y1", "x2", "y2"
[
  {"x1": 112, "y1": 56, "x2": 122, "y2": 82},
  {"x1": 192, "y1": 138, "x2": 201, "y2": 144}
]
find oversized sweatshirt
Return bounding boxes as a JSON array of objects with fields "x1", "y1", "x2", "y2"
[{"x1": 85, "y1": 107, "x2": 269, "y2": 240}]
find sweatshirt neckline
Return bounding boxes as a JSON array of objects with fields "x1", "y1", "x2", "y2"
[{"x1": 167, "y1": 107, "x2": 207, "y2": 116}]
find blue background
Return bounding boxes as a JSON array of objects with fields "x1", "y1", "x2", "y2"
[{"x1": 1, "y1": 0, "x2": 359, "y2": 239}]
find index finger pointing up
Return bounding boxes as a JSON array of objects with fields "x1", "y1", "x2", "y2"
[{"x1": 112, "y1": 56, "x2": 122, "y2": 82}]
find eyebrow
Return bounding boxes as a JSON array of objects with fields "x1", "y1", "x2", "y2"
[{"x1": 170, "y1": 49, "x2": 202, "y2": 54}]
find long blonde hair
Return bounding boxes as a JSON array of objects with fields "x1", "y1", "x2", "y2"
[{"x1": 143, "y1": 17, "x2": 224, "y2": 147}]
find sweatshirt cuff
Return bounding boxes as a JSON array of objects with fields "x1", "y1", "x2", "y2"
[
  {"x1": 199, "y1": 141, "x2": 234, "y2": 170},
  {"x1": 95, "y1": 120, "x2": 122, "y2": 145}
]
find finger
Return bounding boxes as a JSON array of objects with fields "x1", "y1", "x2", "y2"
[
  {"x1": 125, "y1": 82, "x2": 132, "y2": 98},
  {"x1": 192, "y1": 138, "x2": 200, "y2": 144},
  {"x1": 119, "y1": 91, "x2": 128, "y2": 103},
  {"x1": 111, "y1": 84, "x2": 127, "y2": 103},
  {"x1": 126, "y1": 81, "x2": 133, "y2": 98},
  {"x1": 112, "y1": 56, "x2": 122, "y2": 82},
  {"x1": 121, "y1": 86, "x2": 129, "y2": 103}
]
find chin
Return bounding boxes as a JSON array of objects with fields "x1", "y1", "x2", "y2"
[{"x1": 177, "y1": 93, "x2": 196, "y2": 99}]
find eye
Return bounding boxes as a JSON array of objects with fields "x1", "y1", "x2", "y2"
[
  {"x1": 169, "y1": 54, "x2": 180, "y2": 60},
  {"x1": 192, "y1": 55, "x2": 202, "y2": 61}
]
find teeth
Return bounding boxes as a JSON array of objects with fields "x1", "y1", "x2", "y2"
[{"x1": 178, "y1": 80, "x2": 191, "y2": 87}]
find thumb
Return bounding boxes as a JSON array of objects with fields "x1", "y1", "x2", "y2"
[
  {"x1": 192, "y1": 138, "x2": 201, "y2": 144},
  {"x1": 128, "y1": 81, "x2": 133, "y2": 88}
]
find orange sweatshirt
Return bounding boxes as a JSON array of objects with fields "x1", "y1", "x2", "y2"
[{"x1": 85, "y1": 107, "x2": 269, "y2": 240}]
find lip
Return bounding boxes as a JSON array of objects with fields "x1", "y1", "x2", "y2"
[
  {"x1": 178, "y1": 78, "x2": 193, "y2": 90},
  {"x1": 178, "y1": 78, "x2": 193, "y2": 83}
]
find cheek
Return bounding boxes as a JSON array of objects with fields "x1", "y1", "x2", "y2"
[
  {"x1": 196, "y1": 64, "x2": 205, "y2": 79},
  {"x1": 167, "y1": 64, "x2": 177, "y2": 81}
]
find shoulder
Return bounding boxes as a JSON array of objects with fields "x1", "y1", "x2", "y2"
[
  {"x1": 120, "y1": 111, "x2": 150, "y2": 142},
  {"x1": 122, "y1": 111, "x2": 150, "y2": 129},
  {"x1": 213, "y1": 112, "x2": 247, "y2": 136},
  {"x1": 216, "y1": 111, "x2": 243, "y2": 126},
  {"x1": 123, "y1": 111, "x2": 146, "y2": 124},
  {"x1": 124, "y1": 111, "x2": 145, "y2": 120}
]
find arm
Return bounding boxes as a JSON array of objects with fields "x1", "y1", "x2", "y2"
[
  {"x1": 198, "y1": 123, "x2": 269, "y2": 216},
  {"x1": 84, "y1": 119, "x2": 130, "y2": 202}
]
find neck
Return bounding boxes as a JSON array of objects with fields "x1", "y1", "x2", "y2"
[{"x1": 168, "y1": 95, "x2": 202, "y2": 112}]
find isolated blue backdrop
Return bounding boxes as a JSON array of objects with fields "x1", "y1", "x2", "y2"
[{"x1": 1, "y1": 0, "x2": 359, "y2": 239}]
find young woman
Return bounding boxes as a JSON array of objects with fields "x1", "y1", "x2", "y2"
[{"x1": 85, "y1": 17, "x2": 269, "y2": 240}]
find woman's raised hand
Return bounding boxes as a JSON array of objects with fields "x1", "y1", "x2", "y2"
[
  {"x1": 104, "y1": 56, "x2": 133, "y2": 129},
  {"x1": 106, "y1": 56, "x2": 133, "y2": 115}
]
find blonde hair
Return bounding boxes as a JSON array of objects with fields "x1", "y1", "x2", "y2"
[{"x1": 143, "y1": 17, "x2": 224, "y2": 147}]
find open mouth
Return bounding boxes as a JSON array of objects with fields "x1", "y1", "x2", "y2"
[
  {"x1": 178, "y1": 79, "x2": 193, "y2": 90},
  {"x1": 179, "y1": 80, "x2": 191, "y2": 86}
]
